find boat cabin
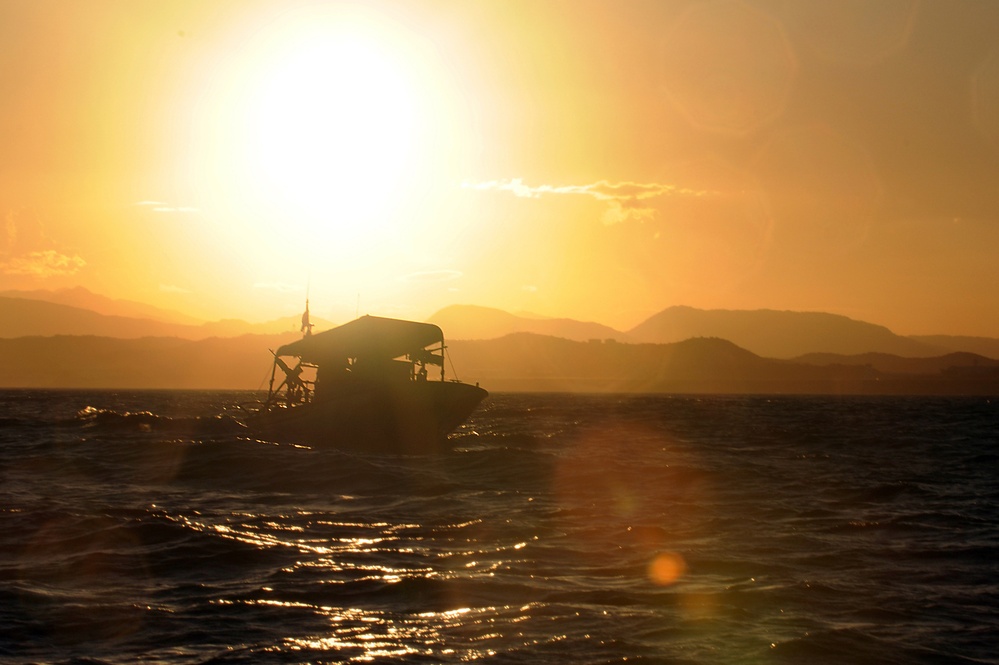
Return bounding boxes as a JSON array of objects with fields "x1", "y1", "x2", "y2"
[{"x1": 265, "y1": 315, "x2": 448, "y2": 408}]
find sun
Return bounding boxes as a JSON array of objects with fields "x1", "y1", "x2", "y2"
[
  {"x1": 184, "y1": 8, "x2": 439, "y2": 261},
  {"x1": 242, "y1": 30, "x2": 422, "y2": 242},
  {"x1": 175, "y1": 6, "x2": 467, "y2": 307},
  {"x1": 246, "y1": 35, "x2": 419, "y2": 227}
]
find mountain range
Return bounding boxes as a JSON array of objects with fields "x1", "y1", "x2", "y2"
[
  {"x1": 427, "y1": 304, "x2": 627, "y2": 343},
  {"x1": 4, "y1": 289, "x2": 998, "y2": 359},
  {"x1": 0, "y1": 286, "x2": 203, "y2": 324},
  {"x1": 0, "y1": 293, "x2": 333, "y2": 340},
  {"x1": 2, "y1": 332, "x2": 996, "y2": 394},
  {"x1": 431, "y1": 304, "x2": 999, "y2": 359},
  {"x1": 1, "y1": 289, "x2": 998, "y2": 393},
  {"x1": 445, "y1": 335, "x2": 999, "y2": 394}
]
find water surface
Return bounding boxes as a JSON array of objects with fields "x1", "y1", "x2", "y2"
[{"x1": 1, "y1": 391, "x2": 996, "y2": 664}]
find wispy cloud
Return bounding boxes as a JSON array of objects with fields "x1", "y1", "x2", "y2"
[
  {"x1": 465, "y1": 179, "x2": 704, "y2": 200},
  {"x1": 464, "y1": 178, "x2": 714, "y2": 224},
  {"x1": 1, "y1": 249, "x2": 86, "y2": 277},
  {"x1": 1, "y1": 209, "x2": 84, "y2": 278}
]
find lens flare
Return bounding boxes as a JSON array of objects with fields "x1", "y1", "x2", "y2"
[{"x1": 648, "y1": 551, "x2": 687, "y2": 586}]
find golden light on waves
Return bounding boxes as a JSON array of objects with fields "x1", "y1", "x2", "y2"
[{"x1": 553, "y1": 421, "x2": 706, "y2": 590}]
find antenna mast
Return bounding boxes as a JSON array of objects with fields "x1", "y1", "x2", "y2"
[{"x1": 300, "y1": 277, "x2": 314, "y2": 337}]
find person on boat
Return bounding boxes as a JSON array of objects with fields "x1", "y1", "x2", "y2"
[
  {"x1": 285, "y1": 363, "x2": 306, "y2": 405},
  {"x1": 300, "y1": 300, "x2": 314, "y2": 336}
]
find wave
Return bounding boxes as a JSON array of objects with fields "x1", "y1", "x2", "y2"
[
  {"x1": 73, "y1": 406, "x2": 248, "y2": 438},
  {"x1": 2, "y1": 392, "x2": 997, "y2": 664}
]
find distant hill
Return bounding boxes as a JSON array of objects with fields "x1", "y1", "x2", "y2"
[
  {"x1": 447, "y1": 334, "x2": 780, "y2": 392},
  {"x1": 429, "y1": 304, "x2": 999, "y2": 359},
  {"x1": 0, "y1": 297, "x2": 194, "y2": 339},
  {"x1": 0, "y1": 296, "x2": 333, "y2": 340},
  {"x1": 1, "y1": 331, "x2": 996, "y2": 394},
  {"x1": 908, "y1": 335, "x2": 999, "y2": 360},
  {"x1": 627, "y1": 306, "x2": 946, "y2": 359},
  {"x1": 0, "y1": 333, "x2": 297, "y2": 389},
  {"x1": 794, "y1": 351, "x2": 999, "y2": 374},
  {"x1": 198, "y1": 315, "x2": 337, "y2": 337},
  {"x1": 428, "y1": 304, "x2": 629, "y2": 342},
  {"x1": 4, "y1": 286, "x2": 999, "y2": 377},
  {"x1": 0, "y1": 286, "x2": 203, "y2": 325},
  {"x1": 444, "y1": 334, "x2": 999, "y2": 395}
]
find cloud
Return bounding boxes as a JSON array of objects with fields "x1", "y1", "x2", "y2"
[
  {"x1": 1, "y1": 209, "x2": 84, "y2": 278},
  {"x1": 1, "y1": 250, "x2": 86, "y2": 277},
  {"x1": 464, "y1": 178, "x2": 714, "y2": 224},
  {"x1": 400, "y1": 269, "x2": 463, "y2": 283},
  {"x1": 601, "y1": 201, "x2": 659, "y2": 225}
]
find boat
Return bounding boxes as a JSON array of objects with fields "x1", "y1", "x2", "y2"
[{"x1": 246, "y1": 315, "x2": 488, "y2": 451}]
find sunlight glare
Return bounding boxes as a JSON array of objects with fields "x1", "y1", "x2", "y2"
[
  {"x1": 243, "y1": 31, "x2": 421, "y2": 244},
  {"x1": 174, "y1": 6, "x2": 472, "y2": 306}
]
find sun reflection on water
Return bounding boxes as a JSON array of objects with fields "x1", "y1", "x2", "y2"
[
  {"x1": 157, "y1": 420, "x2": 712, "y2": 661},
  {"x1": 170, "y1": 508, "x2": 542, "y2": 659},
  {"x1": 276, "y1": 606, "x2": 507, "y2": 661}
]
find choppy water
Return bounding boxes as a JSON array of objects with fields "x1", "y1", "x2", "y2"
[{"x1": 1, "y1": 390, "x2": 997, "y2": 664}]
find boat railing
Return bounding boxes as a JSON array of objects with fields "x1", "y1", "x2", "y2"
[{"x1": 265, "y1": 355, "x2": 317, "y2": 409}]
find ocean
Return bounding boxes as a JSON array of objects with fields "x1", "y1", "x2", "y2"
[{"x1": 1, "y1": 390, "x2": 996, "y2": 664}]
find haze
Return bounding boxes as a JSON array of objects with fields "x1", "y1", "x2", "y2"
[{"x1": 2, "y1": 0, "x2": 998, "y2": 337}]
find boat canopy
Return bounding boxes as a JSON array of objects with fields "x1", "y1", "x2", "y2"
[{"x1": 275, "y1": 315, "x2": 445, "y2": 366}]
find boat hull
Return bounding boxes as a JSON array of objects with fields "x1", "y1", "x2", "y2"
[{"x1": 247, "y1": 380, "x2": 488, "y2": 453}]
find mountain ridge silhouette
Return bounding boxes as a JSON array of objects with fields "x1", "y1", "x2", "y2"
[
  {"x1": 4, "y1": 294, "x2": 999, "y2": 358},
  {"x1": 3, "y1": 331, "x2": 995, "y2": 394},
  {"x1": 0, "y1": 296, "x2": 333, "y2": 340},
  {"x1": 432, "y1": 304, "x2": 995, "y2": 359},
  {"x1": 428, "y1": 304, "x2": 629, "y2": 342},
  {"x1": 0, "y1": 286, "x2": 202, "y2": 325}
]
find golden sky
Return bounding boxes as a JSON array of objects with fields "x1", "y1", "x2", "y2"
[{"x1": 2, "y1": 0, "x2": 999, "y2": 336}]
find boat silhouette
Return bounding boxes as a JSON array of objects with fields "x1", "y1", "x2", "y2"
[{"x1": 247, "y1": 315, "x2": 487, "y2": 451}]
